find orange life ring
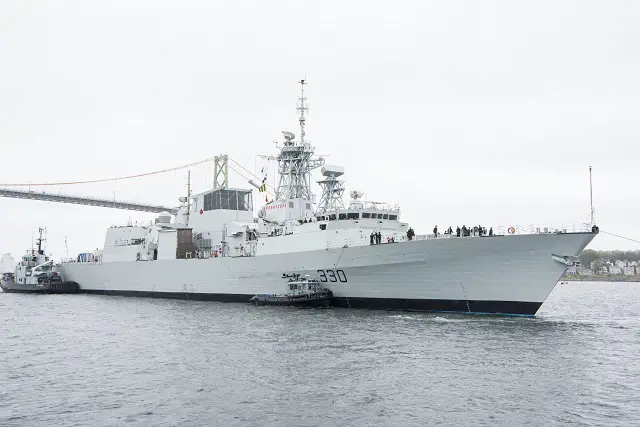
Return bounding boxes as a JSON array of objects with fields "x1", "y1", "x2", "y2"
[{"x1": 508, "y1": 227, "x2": 516, "y2": 234}]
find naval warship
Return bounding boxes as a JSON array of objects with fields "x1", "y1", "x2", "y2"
[{"x1": 59, "y1": 80, "x2": 597, "y2": 316}]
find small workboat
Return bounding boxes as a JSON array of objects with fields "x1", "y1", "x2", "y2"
[
  {"x1": 250, "y1": 273, "x2": 333, "y2": 307},
  {"x1": 0, "y1": 228, "x2": 79, "y2": 294}
]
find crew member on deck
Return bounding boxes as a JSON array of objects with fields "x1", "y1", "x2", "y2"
[
  {"x1": 456, "y1": 226, "x2": 461, "y2": 237},
  {"x1": 433, "y1": 225, "x2": 438, "y2": 238},
  {"x1": 407, "y1": 227, "x2": 415, "y2": 241}
]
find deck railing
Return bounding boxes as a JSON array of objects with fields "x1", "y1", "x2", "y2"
[{"x1": 418, "y1": 223, "x2": 592, "y2": 240}]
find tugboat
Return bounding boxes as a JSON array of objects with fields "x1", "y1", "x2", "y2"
[
  {"x1": 0, "y1": 228, "x2": 79, "y2": 294},
  {"x1": 250, "y1": 273, "x2": 333, "y2": 307}
]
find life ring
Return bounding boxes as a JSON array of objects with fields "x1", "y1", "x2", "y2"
[{"x1": 508, "y1": 227, "x2": 516, "y2": 235}]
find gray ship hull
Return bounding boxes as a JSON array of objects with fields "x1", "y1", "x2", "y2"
[{"x1": 61, "y1": 232, "x2": 596, "y2": 316}]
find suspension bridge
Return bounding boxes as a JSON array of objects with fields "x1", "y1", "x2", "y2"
[
  {"x1": 0, "y1": 155, "x2": 277, "y2": 214},
  {"x1": 0, "y1": 188, "x2": 178, "y2": 214}
]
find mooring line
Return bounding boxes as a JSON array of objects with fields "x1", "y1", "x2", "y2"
[
  {"x1": 601, "y1": 231, "x2": 640, "y2": 245},
  {"x1": 459, "y1": 282, "x2": 471, "y2": 313}
]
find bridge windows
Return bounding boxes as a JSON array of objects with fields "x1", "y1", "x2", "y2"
[
  {"x1": 203, "y1": 189, "x2": 253, "y2": 212},
  {"x1": 314, "y1": 211, "x2": 396, "y2": 222}
]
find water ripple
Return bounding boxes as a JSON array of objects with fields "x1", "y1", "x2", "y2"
[{"x1": 0, "y1": 281, "x2": 638, "y2": 426}]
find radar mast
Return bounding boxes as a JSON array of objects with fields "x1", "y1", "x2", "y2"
[
  {"x1": 316, "y1": 165, "x2": 346, "y2": 213},
  {"x1": 298, "y1": 79, "x2": 308, "y2": 143},
  {"x1": 273, "y1": 80, "x2": 325, "y2": 202},
  {"x1": 35, "y1": 227, "x2": 46, "y2": 255}
]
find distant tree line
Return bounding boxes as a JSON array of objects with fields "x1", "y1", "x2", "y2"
[{"x1": 579, "y1": 250, "x2": 640, "y2": 266}]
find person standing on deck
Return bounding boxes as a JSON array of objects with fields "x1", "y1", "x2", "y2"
[{"x1": 407, "y1": 227, "x2": 415, "y2": 241}]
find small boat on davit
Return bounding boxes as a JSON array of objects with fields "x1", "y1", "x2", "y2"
[{"x1": 250, "y1": 273, "x2": 333, "y2": 307}]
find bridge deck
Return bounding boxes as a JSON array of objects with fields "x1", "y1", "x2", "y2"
[{"x1": 0, "y1": 188, "x2": 177, "y2": 214}]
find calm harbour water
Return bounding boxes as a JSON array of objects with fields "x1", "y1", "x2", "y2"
[{"x1": 1, "y1": 281, "x2": 639, "y2": 427}]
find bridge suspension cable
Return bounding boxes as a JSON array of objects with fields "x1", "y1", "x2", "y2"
[{"x1": 0, "y1": 157, "x2": 216, "y2": 187}]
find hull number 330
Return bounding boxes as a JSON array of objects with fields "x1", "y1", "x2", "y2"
[{"x1": 317, "y1": 269, "x2": 347, "y2": 283}]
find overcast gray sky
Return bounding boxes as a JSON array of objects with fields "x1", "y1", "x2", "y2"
[{"x1": 1, "y1": 0, "x2": 638, "y2": 258}]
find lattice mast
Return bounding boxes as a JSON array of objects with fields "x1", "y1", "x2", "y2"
[
  {"x1": 316, "y1": 166, "x2": 346, "y2": 214},
  {"x1": 298, "y1": 79, "x2": 308, "y2": 144},
  {"x1": 274, "y1": 79, "x2": 325, "y2": 202}
]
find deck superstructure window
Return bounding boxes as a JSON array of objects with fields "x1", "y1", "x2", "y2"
[
  {"x1": 204, "y1": 189, "x2": 253, "y2": 212},
  {"x1": 338, "y1": 213, "x2": 347, "y2": 220},
  {"x1": 383, "y1": 214, "x2": 388, "y2": 220},
  {"x1": 389, "y1": 215, "x2": 397, "y2": 221},
  {"x1": 362, "y1": 212, "x2": 371, "y2": 218},
  {"x1": 347, "y1": 212, "x2": 359, "y2": 220}
]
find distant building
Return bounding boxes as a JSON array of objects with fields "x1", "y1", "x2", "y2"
[
  {"x1": 623, "y1": 266, "x2": 635, "y2": 276},
  {"x1": 609, "y1": 265, "x2": 623, "y2": 275},
  {"x1": 577, "y1": 266, "x2": 594, "y2": 276},
  {"x1": 588, "y1": 258, "x2": 640, "y2": 276}
]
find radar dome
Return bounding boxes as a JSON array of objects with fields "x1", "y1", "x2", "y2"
[
  {"x1": 321, "y1": 165, "x2": 344, "y2": 177},
  {"x1": 282, "y1": 131, "x2": 295, "y2": 141}
]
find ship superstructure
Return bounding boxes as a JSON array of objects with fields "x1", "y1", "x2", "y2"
[{"x1": 59, "y1": 80, "x2": 598, "y2": 316}]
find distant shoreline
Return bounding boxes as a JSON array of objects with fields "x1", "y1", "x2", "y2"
[{"x1": 561, "y1": 275, "x2": 640, "y2": 283}]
